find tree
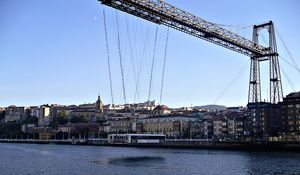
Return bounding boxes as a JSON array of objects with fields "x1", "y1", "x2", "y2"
[
  {"x1": 50, "y1": 111, "x2": 68, "y2": 128},
  {"x1": 0, "y1": 111, "x2": 5, "y2": 121},
  {"x1": 95, "y1": 116, "x2": 105, "y2": 124},
  {"x1": 0, "y1": 124, "x2": 6, "y2": 136},
  {"x1": 57, "y1": 111, "x2": 68, "y2": 125},
  {"x1": 70, "y1": 115, "x2": 88, "y2": 123},
  {"x1": 23, "y1": 115, "x2": 38, "y2": 125},
  {"x1": 5, "y1": 122, "x2": 21, "y2": 138},
  {"x1": 79, "y1": 115, "x2": 88, "y2": 123}
]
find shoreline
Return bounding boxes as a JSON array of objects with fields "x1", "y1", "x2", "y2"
[{"x1": 1, "y1": 139, "x2": 300, "y2": 152}]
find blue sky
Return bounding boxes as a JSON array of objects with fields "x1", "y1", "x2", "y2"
[{"x1": 0, "y1": 0, "x2": 299, "y2": 107}]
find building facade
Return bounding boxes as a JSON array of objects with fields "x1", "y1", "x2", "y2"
[
  {"x1": 38, "y1": 105, "x2": 51, "y2": 127},
  {"x1": 140, "y1": 115, "x2": 196, "y2": 138},
  {"x1": 281, "y1": 92, "x2": 300, "y2": 141},
  {"x1": 5, "y1": 106, "x2": 26, "y2": 123}
]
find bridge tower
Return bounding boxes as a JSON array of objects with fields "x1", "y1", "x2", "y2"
[{"x1": 248, "y1": 21, "x2": 283, "y2": 104}]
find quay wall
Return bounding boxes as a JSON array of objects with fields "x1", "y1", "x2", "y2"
[{"x1": 0, "y1": 139, "x2": 300, "y2": 151}]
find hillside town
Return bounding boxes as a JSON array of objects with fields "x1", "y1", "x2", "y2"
[{"x1": 0, "y1": 91, "x2": 299, "y2": 142}]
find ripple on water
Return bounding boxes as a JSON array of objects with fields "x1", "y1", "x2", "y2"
[{"x1": 2, "y1": 144, "x2": 300, "y2": 175}]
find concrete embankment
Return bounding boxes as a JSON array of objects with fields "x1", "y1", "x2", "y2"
[
  {"x1": 98, "y1": 141, "x2": 300, "y2": 152},
  {"x1": 1, "y1": 139, "x2": 300, "y2": 152},
  {"x1": 161, "y1": 141, "x2": 300, "y2": 151},
  {"x1": 0, "y1": 139, "x2": 73, "y2": 145}
]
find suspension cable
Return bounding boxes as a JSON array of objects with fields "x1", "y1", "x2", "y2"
[
  {"x1": 103, "y1": 10, "x2": 114, "y2": 105},
  {"x1": 115, "y1": 10, "x2": 127, "y2": 104},
  {"x1": 214, "y1": 61, "x2": 250, "y2": 104},
  {"x1": 159, "y1": 27, "x2": 169, "y2": 104},
  {"x1": 281, "y1": 67, "x2": 296, "y2": 92},
  {"x1": 125, "y1": 14, "x2": 138, "y2": 88},
  {"x1": 147, "y1": 26, "x2": 158, "y2": 102},
  {"x1": 260, "y1": 33, "x2": 268, "y2": 46},
  {"x1": 275, "y1": 26, "x2": 299, "y2": 70},
  {"x1": 134, "y1": 26, "x2": 149, "y2": 103},
  {"x1": 134, "y1": 25, "x2": 150, "y2": 103},
  {"x1": 280, "y1": 56, "x2": 300, "y2": 74}
]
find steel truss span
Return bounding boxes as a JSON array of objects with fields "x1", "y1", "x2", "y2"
[
  {"x1": 99, "y1": 0, "x2": 283, "y2": 103},
  {"x1": 99, "y1": 0, "x2": 272, "y2": 58}
]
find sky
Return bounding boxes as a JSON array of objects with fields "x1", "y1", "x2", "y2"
[{"x1": 0, "y1": 0, "x2": 300, "y2": 108}]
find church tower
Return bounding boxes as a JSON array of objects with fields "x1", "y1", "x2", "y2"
[{"x1": 96, "y1": 95, "x2": 104, "y2": 112}]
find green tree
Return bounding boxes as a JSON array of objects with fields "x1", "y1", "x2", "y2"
[
  {"x1": 4, "y1": 122, "x2": 22, "y2": 138},
  {"x1": 23, "y1": 115, "x2": 38, "y2": 125},
  {"x1": 70, "y1": 115, "x2": 88, "y2": 123},
  {"x1": 79, "y1": 115, "x2": 88, "y2": 123},
  {"x1": 57, "y1": 111, "x2": 68, "y2": 125},
  {"x1": 50, "y1": 111, "x2": 69, "y2": 128}
]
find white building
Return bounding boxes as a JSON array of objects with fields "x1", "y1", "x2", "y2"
[{"x1": 38, "y1": 105, "x2": 51, "y2": 127}]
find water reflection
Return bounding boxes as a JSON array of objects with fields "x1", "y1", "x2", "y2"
[
  {"x1": 91, "y1": 156, "x2": 165, "y2": 167},
  {"x1": 110, "y1": 156, "x2": 165, "y2": 167}
]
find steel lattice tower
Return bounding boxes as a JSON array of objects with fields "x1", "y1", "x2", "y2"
[{"x1": 248, "y1": 21, "x2": 283, "y2": 104}]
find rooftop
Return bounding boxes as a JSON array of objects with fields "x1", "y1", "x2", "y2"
[{"x1": 286, "y1": 91, "x2": 300, "y2": 98}]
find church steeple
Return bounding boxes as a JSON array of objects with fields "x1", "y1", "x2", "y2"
[{"x1": 96, "y1": 94, "x2": 104, "y2": 112}]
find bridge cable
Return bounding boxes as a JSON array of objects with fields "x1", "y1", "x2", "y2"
[
  {"x1": 275, "y1": 26, "x2": 299, "y2": 70},
  {"x1": 281, "y1": 67, "x2": 296, "y2": 92},
  {"x1": 147, "y1": 25, "x2": 159, "y2": 102},
  {"x1": 214, "y1": 61, "x2": 250, "y2": 104},
  {"x1": 279, "y1": 56, "x2": 300, "y2": 75},
  {"x1": 134, "y1": 25, "x2": 150, "y2": 103},
  {"x1": 125, "y1": 15, "x2": 138, "y2": 90},
  {"x1": 260, "y1": 33, "x2": 268, "y2": 47},
  {"x1": 115, "y1": 10, "x2": 127, "y2": 104},
  {"x1": 103, "y1": 10, "x2": 114, "y2": 105},
  {"x1": 159, "y1": 27, "x2": 170, "y2": 104}
]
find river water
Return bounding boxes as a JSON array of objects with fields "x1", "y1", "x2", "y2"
[{"x1": 0, "y1": 143, "x2": 300, "y2": 175}]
